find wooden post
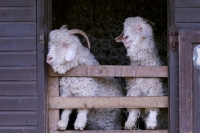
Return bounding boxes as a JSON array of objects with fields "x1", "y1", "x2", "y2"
[{"x1": 48, "y1": 77, "x2": 59, "y2": 131}]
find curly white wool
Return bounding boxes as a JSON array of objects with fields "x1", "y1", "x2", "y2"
[
  {"x1": 115, "y1": 16, "x2": 164, "y2": 130},
  {"x1": 47, "y1": 27, "x2": 124, "y2": 130}
]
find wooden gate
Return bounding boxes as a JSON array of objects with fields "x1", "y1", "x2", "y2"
[{"x1": 48, "y1": 65, "x2": 168, "y2": 133}]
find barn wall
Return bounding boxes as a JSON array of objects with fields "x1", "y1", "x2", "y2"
[
  {"x1": 173, "y1": 0, "x2": 200, "y2": 133},
  {"x1": 0, "y1": 0, "x2": 38, "y2": 132},
  {"x1": 174, "y1": 0, "x2": 200, "y2": 29}
]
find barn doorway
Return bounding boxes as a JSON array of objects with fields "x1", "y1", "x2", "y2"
[{"x1": 48, "y1": 0, "x2": 168, "y2": 131}]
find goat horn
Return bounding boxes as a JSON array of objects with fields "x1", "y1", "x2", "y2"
[
  {"x1": 68, "y1": 29, "x2": 91, "y2": 50},
  {"x1": 60, "y1": 25, "x2": 68, "y2": 29}
]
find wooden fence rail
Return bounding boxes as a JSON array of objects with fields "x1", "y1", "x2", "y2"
[
  {"x1": 48, "y1": 65, "x2": 169, "y2": 133},
  {"x1": 48, "y1": 66, "x2": 168, "y2": 77}
]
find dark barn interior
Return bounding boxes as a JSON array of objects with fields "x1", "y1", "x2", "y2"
[{"x1": 52, "y1": 0, "x2": 168, "y2": 130}]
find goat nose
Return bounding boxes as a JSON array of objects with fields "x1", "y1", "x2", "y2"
[
  {"x1": 123, "y1": 36, "x2": 129, "y2": 40},
  {"x1": 46, "y1": 56, "x2": 53, "y2": 64}
]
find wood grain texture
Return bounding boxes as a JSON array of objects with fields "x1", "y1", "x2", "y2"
[
  {"x1": 0, "y1": 37, "x2": 36, "y2": 51},
  {"x1": 0, "y1": 97, "x2": 36, "y2": 110},
  {"x1": 0, "y1": 126, "x2": 37, "y2": 133},
  {"x1": 0, "y1": 22, "x2": 36, "y2": 37},
  {"x1": 0, "y1": 52, "x2": 36, "y2": 66},
  {"x1": 48, "y1": 77, "x2": 59, "y2": 131},
  {"x1": 49, "y1": 130, "x2": 168, "y2": 133},
  {"x1": 0, "y1": 111, "x2": 37, "y2": 125},
  {"x1": 175, "y1": 0, "x2": 200, "y2": 7},
  {"x1": 0, "y1": 0, "x2": 36, "y2": 7},
  {"x1": 0, "y1": 7, "x2": 36, "y2": 21},
  {"x1": 175, "y1": 23, "x2": 200, "y2": 30},
  {"x1": 175, "y1": 8, "x2": 200, "y2": 23},
  {"x1": 192, "y1": 34, "x2": 200, "y2": 132},
  {"x1": 179, "y1": 30, "x2": 193, "y2": 133},
  {"x1": 0, "y1": 81, "x2": 36, "y2": 96},
  {"x1": 0, "y1": 67, "x2": 36, "y2": 80},
  {"x1": 48, "y1": 65, "x2": 168, "y2": 77},
  {"x1": 49, "y1": 96, "x2": 168, "y2": 109}
]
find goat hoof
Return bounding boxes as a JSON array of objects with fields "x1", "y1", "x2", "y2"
[
  {"x1": 74, "y1": 121, "x2": 85, "y2": 130},
  {"x1": 146, "y1": 120, "x2": 157, "y2": 130},
  {"x1": 57, "y1": 120, "x2": 67, "y2": 130},
  {"x1": 124, "y1": 121, "x2": 137, "y2": 130},
  {"x1": 146, "y1": 126, "x2": 156, "y2": 130},
  {"x1": 75, "y1": 127, "x2": 84, "y2": 130}
]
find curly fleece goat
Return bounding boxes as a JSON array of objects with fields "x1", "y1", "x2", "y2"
[
  {"x1": 46, "y1": 26, "x2": 124, "y2": 130},
  {"x1": 115, "y1": 16, "x2": 164, "y2": 130}
]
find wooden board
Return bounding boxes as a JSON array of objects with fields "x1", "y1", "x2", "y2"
[
  {"x1": 0, "y1": 67, "x2": 36, "y2": 80},
  {"x1": 48, "y1": 77, "x2": 59, "y2": 131},
  {"x1": 49, "y1": 96, "x2": 168, "y2": 109},
  {"x1": 0, "y1": 126, "x2": 37, "y2": 133},
  {"x1": 0, "y1": 52, "x2": 36, "y2": 66},
  {"x1": 0, "y1": 97, "x2": 36, "y2": 110},
  {"x1": 179, "y1": 30, "x2": 193, "y2": 133},
  {"x1": 0, "y1": 7, "x2": 36, "y2": 21},
  {"x1": 0, "y1": 81, "x2": 36, "y2": 96},
  {"x1": 175, "y1": 0, "x2": 200, "y2": 7},
  {"x1": 0, "y1": 37, "x2": 36, "y2": 51},
  {"x1": 175, "y1": 8, "x2": 200, "y2": 23},
  {"x1": 49, "y1": 130, "x2": 168, "y2": 133},
  {"x1": 48, "y1": 66, "x2": 168, "y2": 77},
  {"x1": 0, "y1": 23, "x2": 36, "y2": 37},
  {"x1": 0, "y1": 111, "x2": 37, "y2": 125},
  {"x1": 0, "y1": 0, "x2": 36, "y2": 7}
]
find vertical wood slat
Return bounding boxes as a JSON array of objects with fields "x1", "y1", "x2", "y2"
[
  {"x1": 191, "y1": 31, "x2": 200, "y2": 133},
  {"x1": 193, "y1": 44, "x2": 200, "y2": 133},
  {"x1": 48, "y1": 77, "x2": 59, "y2": 131},
  {"x1": 179, "y1": 30, "x2": 193, "y2": 133}
]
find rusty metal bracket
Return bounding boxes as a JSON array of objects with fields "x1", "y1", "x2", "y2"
[
  {"x1": 39, "y1": 34, "x2": 44, "y2": 45},
  {"x1": 169, "y1": 25, "x2": 179, "y2": 51}
]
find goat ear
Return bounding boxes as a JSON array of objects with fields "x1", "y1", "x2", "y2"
[
  {"x1": 64, "y1": 48, "x2": 76, "y2": 61},
  {"x1": 115, "y1": 32, "x2": 124, "y2": 42}
]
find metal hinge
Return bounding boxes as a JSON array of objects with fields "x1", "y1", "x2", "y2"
[
  {"x1": 169, "y1": 25, "x2": 179, "y2": 51},
  {"x1": 39, "y1": 34, "x2": 44, "y2": 44}
]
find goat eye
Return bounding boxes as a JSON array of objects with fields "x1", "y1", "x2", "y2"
[{"x1": 62, "y1": 42, "x2": 67, "y2": 47}]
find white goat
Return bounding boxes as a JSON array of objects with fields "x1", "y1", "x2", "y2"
[
  {"x1": 115, "y1": 17, "x2": 164, "y2": 130},
  {"x1": 46, "y1": 25, "x2": 124, "y2": 130}
]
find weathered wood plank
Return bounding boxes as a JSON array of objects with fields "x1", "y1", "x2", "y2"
[
  {"x1": 191, "y1": 30, "x2": 200, "y2": 43},
  {"x1": 48, "y1": 77, "x2": 59, "y2": 131},
  {"x1": 0, "y1": 126, "x2": 37, "y2": 133},
  {"x1": 175, "y1": 23, "x2": 200, "y2": 30},
  {"x1": 48, "y1": 65, "x2": 168, "y2": 77},
  {"x1": 0, "y1": 81, "x2": 36, "y2": 96},
  {"x1": 36, "y1": 0, "x2": 46, "y2": 131},
  {"x1": 0, "y1": 97, "x2": 36, "y2": 110},
  {"x1": 49, "y1": 130, "x2": 168, "y2": 133},
  {"x1": 168, "y1": 49, "x2": 179, "y2": 133},
  {"x1": 193, "y1": 45, "x2": 200, "y2": 132},
  {"x1": 175, "y1": 8, "x2": 200, "y2": 23},
  {"x1": 0, "y1": 37, "x2": 36, "y2": 51},
  {"x1": 175, "y1": 0, "x2": 200, "y2": 7},
  {"x1": 0, "y1": 7, "x2": 36, "y2": 21},
  {"x1": 192, "y1": 33, "x2": 200, "y2": 132},
  {"x1": 49, "y1": 96, "x2": 168, "y2": 109},
  {"x1": 0, "y1": 67, "x2": 36, "y2": 80},
  {"x1": 0, "y1": 0, "x2": 36, "y2": 7},
  {"x1": 0, "y1": 22, "x2": 36, "y2": 37},
  {"x1": 0, "y1": 52, "x2": 36, "y2": 66},
  {"x1": 0, "y1": 111, "x2": 37, "y2": 125},
  {"x1": 179, "y1": 30, "x2": 193, "y2": 133}
]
